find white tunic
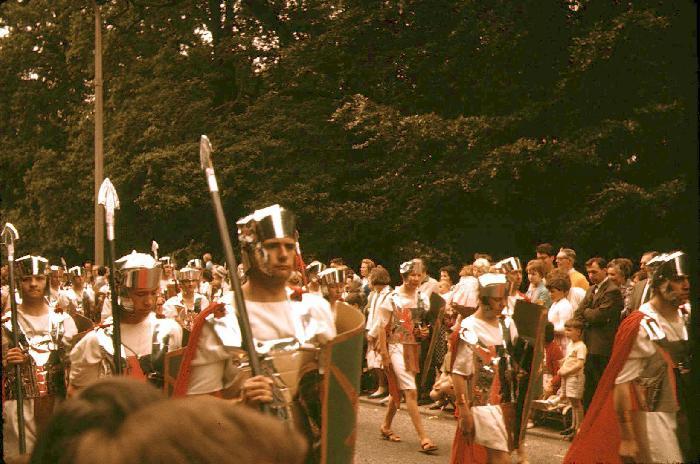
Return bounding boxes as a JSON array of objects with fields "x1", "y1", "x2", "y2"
[
  {"x1": 452, "y1": 313, "x2": 518, "y2": 452},
  {"x1": 2, "y1": 308, "x2": 78, "y2": 459},
  {"x1": 614, "y1": 302, "x2": 686, "y2": 463},
  {"x1": 57, "y1": 286, "x2": 95, "y2": 315},
  {"x1": 162, "y1": 292, "x2": 210, "y2": 319},
  {"x1": 187, "y1": 292, "x2": 336, "y2": 395},
  {"x1": 69, "y1": 313, "x2": 182, "y2": 388},
  {"x1": 452, "y1": 276, "x2": 479, "y2": 308}
]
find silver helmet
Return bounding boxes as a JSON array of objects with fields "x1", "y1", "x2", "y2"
[
  {"x1": 305, "y1": 260, "x2": 327, "y2": 276},
  {"x1": 318, "y1": 267, "x2": 348, "y2": 286},
  {"x1": 478, "y1": 272, "x2": 508, "y2": 299},
  {"x1": 115, "y1": 251, "x2": 162, "y2": 312},
  {"x1": 236, "y1": 204, "x2": 297, "y2": 276},
  {"x1": 68, "y1": 265, "x2": 86, "y2": 278},
  {"x1": 495, "y1": 257, "x2": 522, "y2": 273},
  {"x1": 187, "y1": 258, "x2": 204, "y2": 270},
  {"x1": 16, "y1": 255, "x2": 49, "y2": 277},
  {"x1": 649, "y1": 251, "x2": 687, "y2": 287},
  {"x1": 175, "y1": 266, "x2": 202, "y2": 282}
]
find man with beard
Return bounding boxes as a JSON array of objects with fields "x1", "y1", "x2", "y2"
[
  {"x1": 564, "y1": 251, "x2": 694, "y2": 463},
  {"x1": 2, "y1": 255, "x2": 77, "y2": 459}
]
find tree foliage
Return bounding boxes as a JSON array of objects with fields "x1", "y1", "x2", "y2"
[{"x1": 1, "y1": 0, "x2": 696, "y2": 277}]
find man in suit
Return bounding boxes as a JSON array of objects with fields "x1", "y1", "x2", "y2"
[
  {"x1": 573, "y1": 257, "x2": 624, "y2": 411},
  {"x1": 624, "y1": 251, "x2": 659, "y2": 316}
]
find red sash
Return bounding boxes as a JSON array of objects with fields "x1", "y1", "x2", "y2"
[{"x1": 172, "y1": 302, "x2": 227, "y2": 397}]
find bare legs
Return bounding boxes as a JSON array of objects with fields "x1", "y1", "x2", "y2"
[
  {"x1": 381, "y1": 389, "x2": 431, "y2": 444},
  {"x1": 570, "y1": 397, "x2": 583, "y2": 435},
  {"x1": 372, "y1": 368, "x2": 386, "y2": 395}
]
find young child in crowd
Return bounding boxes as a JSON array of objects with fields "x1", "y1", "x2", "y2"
[
  {"x1": 543, "y1": 322, "x2": 564, "y2": 398},
  {"x1": 558, "y1": 319, "x2": 586, "y2": 440}
]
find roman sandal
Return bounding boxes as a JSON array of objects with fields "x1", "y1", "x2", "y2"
[
  {"x1": 419, "y1": 438, "x2": 438, "y2": 454},
  {"x1": 380, "y1": 428, "x2": 401, "y2": 442}
]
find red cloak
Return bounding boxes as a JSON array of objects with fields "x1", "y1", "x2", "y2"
[{"x1": 563, "y1": 310, "x2": 645, "y2": 464}]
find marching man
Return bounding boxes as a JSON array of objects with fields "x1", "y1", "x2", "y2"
[
  {"x1": 449, "y1": 271, "x2": 521, "y2": 464},
  {"x1": 69, "y1": 252, "x2": 182, "y2": 392},
  {"x1": 162, "y1": 266, "x2": 209, "y2": 332},
  {"x1": 58, "y1": 266, "x2": 95, "y2": 319},
  {"x1": 173, "y1": 205, "x2": 349, "y2": 463},
  {"x1": 2, "y1": 255, "x2": 77, "y2": 459},
  {"x1": 371, "y1": 259, "x2": 438, "y2": 454},
  {"x1": 564, "y1": 251, "x2": 693, "y2": 463}
]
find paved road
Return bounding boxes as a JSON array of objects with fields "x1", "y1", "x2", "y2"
[{"x1": 354, "y1": 400, "x2": 571, "y2": 464}]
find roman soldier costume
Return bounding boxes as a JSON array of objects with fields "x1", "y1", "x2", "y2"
[
  {"x1": 69, "y1": 252, "x2": 182, "y2": 391},
  {"x1": 162, "y1": 266, "x2": 209, "y2": 334},
  {"x1": 170, "y1": 205, "x2": 363, "y2": 464},
  {"x1": 2, "y1": 255, "x2": 78, "y2": 458},
  {"x1": 58, "y1": 266, "x2": 96, "y2": 320},
  {"x1": 564, "y1": 251, "x2": 694, "y2": 463},
  {"x1": 449, "y1": 271, "x2": 546, "y2": 463}
]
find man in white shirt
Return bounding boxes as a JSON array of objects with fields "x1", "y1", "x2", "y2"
[
  {"x1": 3, "y1": 256, "x2": 77, "y2": 459},
  {"x1": 69, "y1": 252, "x2": 182, "y2": 393},
  {"x1": 58, "y1": 266, "x2": 95, "y2": 318},
  {"x1": 176, "y1": 205, "x2": 335, "y2": 399}
]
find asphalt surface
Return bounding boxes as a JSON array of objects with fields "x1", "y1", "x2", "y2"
[{"x1": 354, "y1": 396, "x2": 571, "y2": 464}]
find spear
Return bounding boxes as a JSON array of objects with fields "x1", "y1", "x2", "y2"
[
  {"x1": 199, "y1": 136, "x2": 265, "y2": 385},
  {"x1": 60, "y1": 257, "x2": 68, "y2": 286},
  {"x1": 98, "y1": 178, "x2": 123, "y2": 375},
  {"x1": 151, "y1": 240, "x2": 159, "y2": 260},
  {"x1": 2, "y1": 223, "x2": 26, "y2": 454}
]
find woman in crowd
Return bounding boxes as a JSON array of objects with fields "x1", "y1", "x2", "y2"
[{"x1": 546, "y1": 271, "x2": 574, "y2": 353}]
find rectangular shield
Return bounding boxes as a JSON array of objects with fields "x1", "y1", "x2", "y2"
[
  {"x1": 318, "y1": 302, "x2": 365, "y2": 464},
  {"x1": 512, "y1": 299, "x2": 547, "y2": 447}
]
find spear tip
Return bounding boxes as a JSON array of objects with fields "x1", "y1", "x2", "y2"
[
  {"x1": 98, "y1": 178, "x2": 120, "y2": 210},
  {"x1": 200, "y1": 135, "x2": 213, "y2": 170},
  {"x1": 1, "y1": 223, "x2": 19, "y2": 241}
]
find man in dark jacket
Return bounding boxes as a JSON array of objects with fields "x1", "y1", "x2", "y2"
[{"x1": 573, "y1": 257, "x2": 624, "y2": 411}]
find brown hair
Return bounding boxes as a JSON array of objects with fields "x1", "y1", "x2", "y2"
[
  {"x1": 608, "y1": 258, "x2": 632, "y2": 280},
  {"x1": 369, "y1": 266, "x2": 391, "y2": 286},
  {"x1": 585, "y1": 257, "x2": 607, "y2": 269},
  {"x1": 361, "y1": 258, "x2": 376, "y2": 271},
  {"x1": 459, "y1": 264, "x2": 474, "y2": 277},
  {"x1": 536, "y1": 243, "x2": 555, "y2": 256},
  {"x1": 30, "y1": 378, "x2": 165, "y2": 464},
  {"x1": 525, "y1": 259, "x2": 546, "y2": 278},
  {"x1": 545, "y1": 269, "x2": 572, "y2": 293},
  {"x1": 564, "y1": 318, "x2": 584, "y2": 331},
  {"x1": 73, "y1": 397, "x2": 307, "y2": 464}
]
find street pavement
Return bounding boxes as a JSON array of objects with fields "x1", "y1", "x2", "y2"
[{"x1": 355, "y1": 396, "x2": 571, "y2": 463}]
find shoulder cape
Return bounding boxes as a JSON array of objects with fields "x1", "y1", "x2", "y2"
[{"x1": 562, "y1": 310, "x2": 644, "y2": 464}]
